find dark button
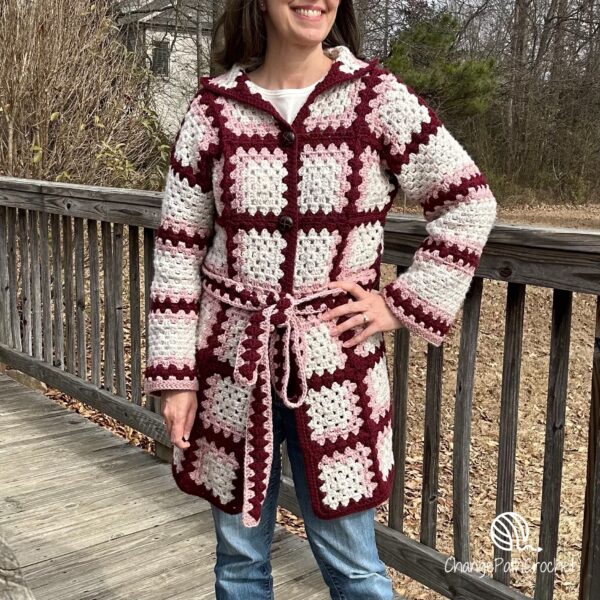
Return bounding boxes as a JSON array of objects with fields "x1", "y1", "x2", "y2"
[
  {"x1": 278, "y1": 214, "x2": 294, "y2": 232},
  {"x1": 281, "y1": 130, "x2": 295, "y2": 145}
]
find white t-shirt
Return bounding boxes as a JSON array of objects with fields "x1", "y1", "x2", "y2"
[{"x1": 249, "y1": 79, "x2": 321, "y2": 124}]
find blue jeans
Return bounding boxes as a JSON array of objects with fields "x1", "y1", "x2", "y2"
[{"x1": 210, "y1": 387, "x2": 395, "y2": 599}]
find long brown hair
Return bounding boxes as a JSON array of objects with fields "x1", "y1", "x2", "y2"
[{"x1": 210, "y1": 1, "x2": 363, "y2": 73}]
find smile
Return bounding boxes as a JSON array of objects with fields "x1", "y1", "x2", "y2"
[{"x1": 292, "y1": 7, "x2": 324, "y2": 19}]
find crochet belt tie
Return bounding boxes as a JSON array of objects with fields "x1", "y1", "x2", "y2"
[{"x1": 200, "y1": 266, "x2": 348, "y2": 527}]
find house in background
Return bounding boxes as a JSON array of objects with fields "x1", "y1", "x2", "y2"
[{"x1": 112, "y1": 0, "x2": 213, "y2": 136}]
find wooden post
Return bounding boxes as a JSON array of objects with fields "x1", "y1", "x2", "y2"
[{"x1": 580, "y1": 295, "x2": 600, "y2": 599}]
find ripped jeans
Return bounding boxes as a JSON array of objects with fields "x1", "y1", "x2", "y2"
[{"x1": 210, "y1": 387, "x2": 395, "y2": 600}]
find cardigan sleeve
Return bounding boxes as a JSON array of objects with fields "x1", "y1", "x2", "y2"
[
  {"x1": 143, "y1": 89, "x2": 220, "y2": 394},
  {"x1": 367, "y1": 71, "x2": 497, "y2": 346}
]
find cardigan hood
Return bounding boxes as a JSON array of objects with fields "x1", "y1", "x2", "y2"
[{"x1": 143, "y1": 44, "x2": 497, "y2": 527}]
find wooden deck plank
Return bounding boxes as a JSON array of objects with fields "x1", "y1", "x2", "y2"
[
  {"x1": 0, "y1": 441, "x2": 139, "y2": 489},
  {"x1": 1, "y1": 396, "x2": 69, "y2": 418},
  {"x1": 0, "y1": 374, "x2": 331, "y2": 599},
  {"x1": 2, "y1": 469, "x2": 186, "y2": 531},
  {"x1": 0, "y1": 421, "x2": 130, "y2": 456},
  {"x1": 24, "y1": 511, "x2": 216, "y2": 599},
  {"x1": 0, "y1": 424, "x2": 128, "y2": 455},
  {"x1": 274, "y1": 569, "x2": 333, "y2": 599},
  {"x1": 5, "y1": 487, "x2": 202, "y2": 564},
  {"x1": 1, "y1": 410, "x2": 97, "y2": 434},
  {"x1": 0, "y1": 452, "x2": 163, "y2": 510}
]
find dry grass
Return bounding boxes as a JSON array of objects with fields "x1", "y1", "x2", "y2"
[
  {"x1": 43, "y1": 203, "x2": 599, "y2": 600},
  {"x1": 0, "y1": 0, "x2": 166, "y2": 188}
]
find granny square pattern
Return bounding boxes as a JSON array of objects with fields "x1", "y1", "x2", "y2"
[{"x1": 143, "y1": 44, "x2": 497, "y2": 527}]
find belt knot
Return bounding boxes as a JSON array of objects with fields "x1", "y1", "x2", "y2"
[
  {"x1": 271, "y1": 293, "x2": 294, "y2": 328},
  {"x1": 200, "y1": 268, "x2": 349, "y2": 409}
]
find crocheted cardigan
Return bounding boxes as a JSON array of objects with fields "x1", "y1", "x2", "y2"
[{"x1": 143, "y1": 44, "x2": 497, "y2": 527}]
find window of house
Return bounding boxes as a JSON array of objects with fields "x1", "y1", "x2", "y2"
[{"x1": 151, "y1": 40, "x2": 170, "y2": 77}]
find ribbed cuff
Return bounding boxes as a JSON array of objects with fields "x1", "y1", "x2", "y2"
[
  {"x1": 380, "y1": 282, "x2": 446, "y2": 347},
  {"x1": 143, "y1": 378, "x2": 199, "y2": 395}
]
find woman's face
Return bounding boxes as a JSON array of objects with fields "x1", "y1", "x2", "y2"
[{"x1": 262, "y1": 0, "x2": 341, "y2": 47}]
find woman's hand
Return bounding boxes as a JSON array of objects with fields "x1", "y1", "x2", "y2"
[
  {"x1": 320, "y1": 281, "x2": 403, "y2": 348},
  {"x1": 161, "y1": 390, "x2": 198, "y2": 450}
]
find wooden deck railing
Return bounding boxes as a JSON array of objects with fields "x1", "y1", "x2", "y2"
[{"x1": 0, "y1": 175, "x2": 598, "y2": 600}]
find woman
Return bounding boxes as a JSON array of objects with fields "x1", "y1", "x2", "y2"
[{"x1": 144, "y1": 0, "x2": 497, "y2": 598}]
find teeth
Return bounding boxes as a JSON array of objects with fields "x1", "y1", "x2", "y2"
[{"x1": 294, "y1": 7, "x2": 322, "y2": 16}]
